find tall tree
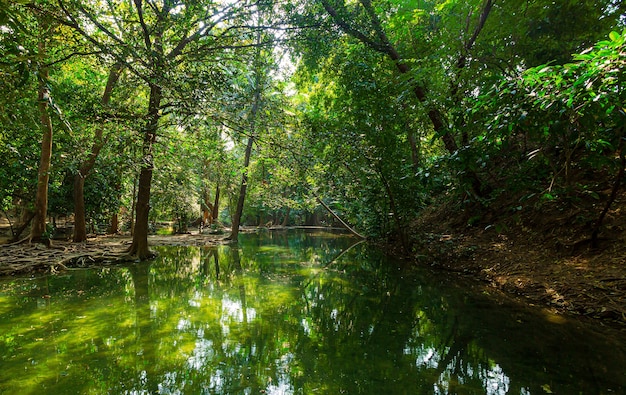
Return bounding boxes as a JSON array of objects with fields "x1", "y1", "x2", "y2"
[
  {"x1": 315, "y1": 0, "x2": 491, "y2": 152},
  {"x1": 285, "y1": 0, "x2": 626, "y2": 236},
  {"x1": 228, "y1": 36, "x2": 264, "y2": 241},
  {"x1": 30, "y1": 15, "x2": 54, "y2": 244},
  {"x1": 314, "y1": 0, "x2": 494, "y2": 195},
  {"x1": 225, "y1": 6, "x2": 281, "y2": 241},
  {"x1": 0, "y1": 2, "x2": 41, "y2": 240},
  {"x1": 73, "y1": 62, "x2": 123, "y2": 242}
]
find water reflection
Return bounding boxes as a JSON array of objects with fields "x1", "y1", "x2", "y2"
[{"x1": 0, "y1": 229, "x2": 625, "y2": 394}]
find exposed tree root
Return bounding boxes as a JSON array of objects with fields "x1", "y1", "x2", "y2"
[
  {"x1": 5, "y1": 236, "x2": 31, "y2": 247},
  {"x1": 0, "y1": 233, "x2": 224, "y2": 276},
  {"x1": 1, "y1": 237, "x2": 127, "y2": 276}
]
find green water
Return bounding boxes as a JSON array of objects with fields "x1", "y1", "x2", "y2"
[{"x1": 0, "y1": 230, "x2": 625, "y2": 394}]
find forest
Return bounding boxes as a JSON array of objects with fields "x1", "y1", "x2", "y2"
[{"x1": 1, "y1": 0, "x2": 626, "y2": 324}]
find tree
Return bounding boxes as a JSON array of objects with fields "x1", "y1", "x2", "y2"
[
  {"x1": 0, "y1": 2, "x2": 41, "y2": 240},
  {"x1": 72, "y1": 62, "x2": 123, "y2": 242},
  {"x1": 2, "y1": 1, "x2": 104, "y2": 243},
  {"x1": 29, "y1": 15, "x2": 55, "y2": 244},
  {"x1": 224, "y1": 8, "x2": 284, "y2": 241},
  {"x1": 282, "y1": 0, "x2": 626, "y2": 237},
  {"x1": 57, "y1": 0, "x2": 271, "y2": 258},
  {"x1": 227, "y1": 43, "x2": 264, "y2": 241}
]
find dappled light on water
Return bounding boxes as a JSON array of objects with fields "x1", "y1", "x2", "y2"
[{"x1": 0, "y1": 229, "x2": 625, "y2": 394}]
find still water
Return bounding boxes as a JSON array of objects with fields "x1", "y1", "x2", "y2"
[{"x1": 0, "y1": 229, "x2": 625, "y2": 394}]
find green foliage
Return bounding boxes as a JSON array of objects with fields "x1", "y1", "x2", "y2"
[
  {"x1": 292, "y1": 43, "x2": 436, "y2": 236},
  {"x1": 469, "y1": 30, "x2": 626, "y2": 203},
  {"x1": 84, "y1": 159, "x2": 124, "y2": 224},
  {"x1": 0, "y1": 2, "x2": 39, "y2": 213},
  {"x1": 150, "y1": 129, "x2": 200, "y2": 229},
  {"x1": 2, "y1": 0, "x2": 625, "y2": 241}
]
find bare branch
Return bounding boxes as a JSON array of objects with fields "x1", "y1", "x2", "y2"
[
  {"x1": 319, "y1": 0, "x2": 388, "y2": 53},
  {"x1": 45, "y1": 50, "x2": 102, "y2": 67},
  {"x1": 53, "y1": 0, "x2": 152, "y2": 83},
  {"x1": 167, "y1": 1, "x2": 260, "y2": 59},
  {"x1": 134, "y1": 0, "x2": 153, "y2": 52},
  {"x1": 458, "y1": 0, "x2": 494, "y2": 69}
]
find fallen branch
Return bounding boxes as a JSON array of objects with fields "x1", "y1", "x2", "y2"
[
  {"x1": 324, "y1": 239, "x2": 366, "y2": 268},
  {"x1": 315, "y1": 195, "x2": 366, "y2": 239}
]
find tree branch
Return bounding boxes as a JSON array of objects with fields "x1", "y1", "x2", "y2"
[
  {"x1": 45, "y1": 50, "x2": 102, "y2": 67},
  {"x1": 457, "y1": 0, "x2": 494, "y2": 70},
  {"x1": 319, "y1": 0, "x2": 388, "y2": 53},
  {"x1": 54, "y1": 0, "x2": 151, "y2": 82},
  {"x1": 134, "y1": 0, "x2": 153, "y2": 52}
]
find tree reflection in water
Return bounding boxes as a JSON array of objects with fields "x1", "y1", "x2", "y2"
[{"x1": 0, "y1": 229, "x2": 624, "y2": 394}]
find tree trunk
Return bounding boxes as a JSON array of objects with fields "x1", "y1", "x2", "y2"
[
  {"x1": 592, "y1": 134, "x2": 625, "y2": 248},
  {"x1": 408, "y1": 132, "x2": 420, "y2": 173},
  {"x1": 128, "y1": 83, "x2": 161, "y2": 259},
  {"x1": 306, "y1": 211, "x2": 322, "y2": 227},
  {"x1": 130, "y1": 173, "x2": 137, "y2": 236},
  {"x1": 281, "y1": 207, "x2": 290, "y2": 226},
  {"x1": 30, "y1": 33, "x2": 53, "y2": 245},
  {"x1": 201, "y1": 185, "x2": 213, "y2": 228},
  {"x1": 11, "y1": 210, "x2": 35, "y2": 242},
  {"x1": 212, "y1": 184, "x2": 220, "y2": 223},
  {"x1": 73, "y1": 175, "x2": 87, "y2": 240},
  {"x1": 273, "y1": 211, "x2": 279, "y2": 225},
  {"x1": 378, "y1": 166, "x2": 408, "y2": 250},
  {"x1": 228, "y1": 135, "x2": 255, "y2": 242},
  {"x1": 73, "y1": 63, "x2": 122, "y2": 242},
  {"x1": 320, "y1": 0, "x2": 493, "y2": 195},
  {"x1": 108, "y1": 212, "x2": 119, "y2": 234},
  {"x1": 228, "y1": 28, "x2": 263, "y2": 242}
]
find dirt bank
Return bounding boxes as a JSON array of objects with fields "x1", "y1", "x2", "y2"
[{"x1": 409, "y1": 193, "x2": 626, "y2": 328}]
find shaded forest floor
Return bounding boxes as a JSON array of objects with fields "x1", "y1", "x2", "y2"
[{"x1": 409, "y1": 189, "x2": 626, "y2": 328}]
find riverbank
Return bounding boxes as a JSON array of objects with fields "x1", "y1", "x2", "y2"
[
  {"x1": 0, "y1": 226, "x2": 328, "y2": 276},
  {"x1": 407, "y1": 191, "x2": 626, "y2": 328},
  {"x1": 2, "y1": 215, "x2": 625, "y2": 328}
]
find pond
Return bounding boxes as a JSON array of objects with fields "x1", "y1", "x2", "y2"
[{"x1": 0, "y1": 229, "x2": 625, "y2": 394}]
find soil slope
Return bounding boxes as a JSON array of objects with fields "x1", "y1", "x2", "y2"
[{"x1": 409, "y1": 191, "x2": 626, "y2": 327}]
